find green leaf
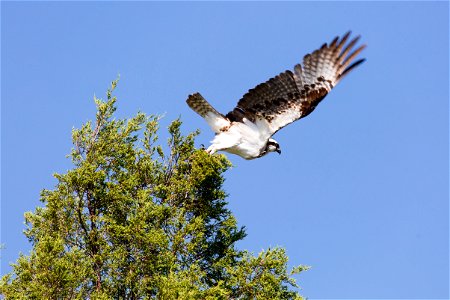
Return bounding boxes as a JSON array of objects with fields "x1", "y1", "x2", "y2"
[{"x1": 1, "y1": 81, "x2": 306, "y2": 299}]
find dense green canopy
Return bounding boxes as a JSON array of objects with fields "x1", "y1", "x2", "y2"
[{"x1": 1, "y1": 81, "x2": 307, "y2": 299}]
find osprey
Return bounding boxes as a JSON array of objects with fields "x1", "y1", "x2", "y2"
[{"x1": 187, "y1": 32, "x2": 366, "y2": 160}]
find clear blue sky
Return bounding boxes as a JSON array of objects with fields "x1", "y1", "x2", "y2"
[{"x1": 2, "y1": 2, "x2": 448, "y2": 298}]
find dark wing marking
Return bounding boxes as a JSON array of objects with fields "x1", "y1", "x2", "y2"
[{"x1": 226, "y1": 31, "x2": 366, "y2": 137}]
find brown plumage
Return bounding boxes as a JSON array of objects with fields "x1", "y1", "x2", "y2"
[
  {"x1": 225, "y1": 31, "x2": 366, "y2": 133},
  {"x1": 186, "y1": 32, "x2": 366, "y2": 159}
]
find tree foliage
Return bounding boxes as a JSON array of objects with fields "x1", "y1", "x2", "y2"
[{"x1": 1, "y1": 80, "x2": 307, "y2": 299}]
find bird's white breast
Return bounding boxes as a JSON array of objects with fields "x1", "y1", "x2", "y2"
[{"x1": 210, "y1": 118, "x2": 270, "y2": 159}]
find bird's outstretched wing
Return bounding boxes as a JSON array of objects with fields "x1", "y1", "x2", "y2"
[{"x1": 226, "y1": 31, "x2": 366, "y2": 138}]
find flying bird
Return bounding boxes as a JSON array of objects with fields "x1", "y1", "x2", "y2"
[{"x1": 186, "y1": 32, "x2": 366, "y2": 159}]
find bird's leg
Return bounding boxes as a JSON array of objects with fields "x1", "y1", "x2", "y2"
[{"x1": 206, "y1": 145, "x2": 217, "y2": 155}]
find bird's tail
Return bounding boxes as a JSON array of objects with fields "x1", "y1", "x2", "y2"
[
  {"x1": 186, "y1": 93, "x2": 230, "y2": 133},
  {"x1": 186, "y1": 93, "x2": 220, "y2": 117}
]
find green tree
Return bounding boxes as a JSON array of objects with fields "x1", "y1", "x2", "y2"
[{"x1": 1, "y1": 81, "x2": 308, "y2": 299}]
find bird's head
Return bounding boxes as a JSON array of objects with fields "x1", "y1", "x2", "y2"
[{"x1": 265, "y1": 138, "x2": 281, "y2": 155}]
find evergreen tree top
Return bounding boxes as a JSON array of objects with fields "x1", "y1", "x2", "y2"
[{"x1": 1, "y1": 80, "x2": 307, "y2": 299}]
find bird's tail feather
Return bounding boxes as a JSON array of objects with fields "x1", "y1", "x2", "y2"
[
  {"x1": 186, "y1": 93, "x2": 230, "y2": 133},
  {"x1": 186, "y1": 93, "x2": 220, "y2": 117}
]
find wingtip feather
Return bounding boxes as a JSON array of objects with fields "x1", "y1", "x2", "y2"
[{"x1": 339, "y1": 58, "x2": 366, "y2": 79}]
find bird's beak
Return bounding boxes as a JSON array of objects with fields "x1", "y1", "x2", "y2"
[{"x1": 276, "y1": 149, "x2": 281, "y2": 154}]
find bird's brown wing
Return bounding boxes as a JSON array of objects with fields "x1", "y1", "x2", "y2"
[{"x1": 226, "y1": 31, "x2": 366, "y2": 138}]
